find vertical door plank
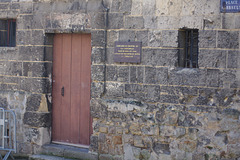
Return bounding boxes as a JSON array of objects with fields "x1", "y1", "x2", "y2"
[
  {"x1": 70, "y1": 34, "x2": 82, "y2": 144},
  {"x1": 61, "y1": 34, "x2": 72, "y2": 142},
  {"x1": 52, "y1": 34, "x2": 63, "y2": 142},
  {"x1": 79, "y1": 34, "x2": 91, "y2": 145}
]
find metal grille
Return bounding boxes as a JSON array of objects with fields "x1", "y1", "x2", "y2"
[
  {"x1": 0, "y1": 107, "x2": 16, "y2": 160},
  {"x1": 184, "y1": 29, "x2": 199, "y2": 68},
  {"x1": 0, "y1": 19, "x2": 16, "y2": 47}
]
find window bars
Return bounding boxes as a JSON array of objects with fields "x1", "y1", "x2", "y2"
[
  {"x1": 178, "y1": 29, "x2": 199, "y2": 68},
  {"x1": 0, "y1": 108, "x2": 16, "y2": 160},
  {"x1": 184, "y1": 29, "x2": 199, "y2": 68},
  {"x1": 0, "y1": 19, "x2": 16, "y2": 47}
]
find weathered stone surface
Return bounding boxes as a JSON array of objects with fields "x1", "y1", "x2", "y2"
[
  {"x1": 91, "y1": 65, "x2": 105, "y2": 81},
  {"x1": 90, "y1": 99, "x2": 108, "y2": 119},
  {"x1": 178, "y1": 112, "x2": 202, "y2": 127},
  {"x1": 199, "y1": 30, "x2": 217, "y2": 48},
  {"x1": 124, "y1": 16, "x2": 144, "y2": 29},
  {"x1": 1, "y1": 0, "x2": 240, "y2": 159},
  {"x1": 26, "y1": 94, "x2": 42, "y2": 111},
  {"x1": 0, "y1": 96, "x2": 8, "y2": 108},
  {"x1": 198, "y1": 50, "x2": 227, "y2": 68},
  {"x1": 217, "y1": 31, "x2": 239, "y2": 49},
  {"x1": 23, "y1": 112, "x2": 51, "y2": 127},
  {"x1": 153, "y1": 143, "x2": 170, "y2": 155},
  {"x1": 130, "y1": 66, "x2": 144, "y2": 83}
]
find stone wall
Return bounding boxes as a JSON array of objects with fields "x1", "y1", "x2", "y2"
[
  {"x1": 0, "y1": 0, "x2": 239, "y2": 159},
  {"x1": 90, "y1": 0, "x2": 240, "y2": 159}
]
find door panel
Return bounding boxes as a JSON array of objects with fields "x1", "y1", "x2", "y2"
[{"x1": 52, "y1": 34, "x2": 91, "y2": 146}]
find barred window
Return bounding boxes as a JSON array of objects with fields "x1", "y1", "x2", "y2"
[
  {"x1": 0, "y1": 19, "x2": 16, "y2": 47},
  {"x1": 178, "y1": 29, "x2": 199, "y2": 68}
]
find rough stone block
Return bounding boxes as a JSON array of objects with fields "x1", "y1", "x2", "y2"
[
  {"x1": 113, "y1": 136, "x2": 122, "y2": 145},
  {"x1": 90, "y1": 135, "x2": 98, "y2": 152},
  {"x1": 19, "y1": 46, "x2": 45, "y2": 61},
  {"x1": 135, "y1": 30, "x2": 148, "y2": 47},
  {"x1": 160, "y1": 126, "x2": 186, "y2": 138},
  {"x1": 148, "y1": 30, "x2": 162, "y2": 47},
  {"x1": 1, "y1": 61, "x2": 22, "y2": 76},
  {"x1": 141, "y1": 125, "x2": 159, "y2": 136},
  {"x1": 90, "y1": 12, "x2": 105, "y2": 29},
  {"x1": 179, "y1": 15, "x2": 203, "y2": 29},
  {"x1": 107, "y1": 30, "x2": 119, "y2": 48},
  {"x1": 119, "y1": 30, "x2": 135, "y2": 41},
  {"x1": 90, "y1": 99, "x2": 108, "y2": 119},
  {"x1": 159, "y1": 95, "x2": 179, "y2": 104},
  {"x1": 142, "y1": 0, "x2": 155, "y2": 15},
  {"x1": 156, "y1": 67, "x2": 168, "y2": 84},
  {"x1": 206, "y1": 69, "x2": 220, "y2": 87},
  {"x1": 117, "y1": 66, "x2": 129, "y2": 82},
  {"x1": 23, "y1": 112, "x2": 51, "y2": 127},
  {"x1": 0, "y1": 96, "x2": 8, "y2": 108},
  {"x1": 125, "y1": 84, "x2": 145, "y2": 100},
  {"x1": 99, "y1": 127, "x2": 108, "y2": 133},
  {"x1": 198, "y1": 50, "x2": 227, "y2": 68},
  {"x1": 161, "y1": 86, "x2": 198, "y2": 96},
  {"x1": 227, "y1": 51, "x2": 240, "y2": 69},
  {"x1": 91, "y1": 65, "x2": 105, "y2": 81},
  {"x1": 169, "y1": 68, "x2": 206, "y2": 86},
  {"x1": 153, "y1": 142, "x2": 170, "y2": 155},
  {"x1": 142, "y1": 49, "x2": 178, "y2": 67},
  {"x1": 199, "y1": 30, "x2": 217, "y2": 48},
  {"x1": 145, "y1": 66, "x2": 156, "y2": 84},
  {"x1": 20, "y1": 78, "x2": 50, "y2": 93},
  {"x1": 91, "y1": 30, "x2": 105, "y2": 47},
  {"x1": 19, "y1": 2, "x2": 33, "y2": 14},
  {"x1": 133, "y1": 136, "x2": 144, "y2": 148},
  {"x1": 91, "y1": 47, "x2": 104, "y2": 64},
  {"x1": 26, "y1": 94, "x2": 42, "y2": 111},
  {"x1": 91, "y1": 82, "x2": 104, "y2": 98},
  {"x1": 222, "y1": 14, "x2": 235, "y2": 29},
  {"x1": 130, "y1": 66, "x2": 144, "y2": 83},
  {"x1": 124, "y1": 16, "x2": 144, "y2": 29},
  {"x1": 99, "y1": 154, "x2": 113, "y2": 160},
  {"x1": 17, "y1": 15, "x2": 33, "y2": 29},
  {"x1": 131, "y1": 0, "x2": 142, "y2": 15},
  {"x1": 157, "y1": 16, "x2": 179, "y2": 29},
  {"x1": 235, "y1": 15, "x2": 240, "y2": 29},
  {"x1": 143, "y1": 85, "x2": 160, "y2": 102},
  {"x1": 105, "y1": 82, "x2": 124, "y2": 98},
  {"x1": 23, "y1": 62, "x2": 47, "y2": 77},
  {"x1": 16, "y1": 30, "x2": 32, "y2": 45},
  {"x1": 32, "y1": 30, "x2": 44, "y2": 45},
  {"x1": 217, "y1": 31, "x2": 239, "y2": 49},
  {"x1": 161, "y1": 30, "x2": 178, "y2": 47},
  {"x1": 108, "y1": 13, "x2": 124, "y2": 29},
  {"x1": 106, "y1": 47, "x2": 114, "y2": 64},
  {"x1": 111, "y1": 0, "x2": 132, "y2": 13},
  {"x1": 143, "y1": 16, "x2": 158, "y2": 29},
  {"x1": 106, "y1": 65, "x2": 117, "y2": 81},
  {"x1": 177, "y1": 112, "x2": 202, "y2": 127}
]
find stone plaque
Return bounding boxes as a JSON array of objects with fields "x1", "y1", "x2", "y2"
[
  {"x1": 221, "y1": 0, "x2": 240, "y2": 12},
  {"x1": 114, "y1": 41, "x2": 142, "y2": 63}
]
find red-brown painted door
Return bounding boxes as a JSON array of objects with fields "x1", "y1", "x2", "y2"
[{"x1": 52, "y1": 34, "x2": 91, "y2": 146}]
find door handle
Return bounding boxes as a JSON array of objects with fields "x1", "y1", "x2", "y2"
[{"x1": 61, "y1": 87, "x2": 64, "y2": 96}]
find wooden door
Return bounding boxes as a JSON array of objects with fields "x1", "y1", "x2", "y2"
[{"x1": 52, "y1": 34, "x2": 91, "y2": 146}]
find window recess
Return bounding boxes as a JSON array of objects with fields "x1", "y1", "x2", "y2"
[
  {"x1": 0, "y1": 19, "x2": 16, "y2": 47},
  {"x1": 178, "y1": 29, "x2": 199, "y2": 68}
]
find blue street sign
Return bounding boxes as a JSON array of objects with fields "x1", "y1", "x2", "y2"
[{"x1": 221, "y1": 0, "x2": 240, "y2": 12}]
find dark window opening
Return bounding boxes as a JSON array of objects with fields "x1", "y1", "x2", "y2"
[
  {"x1": 0, "y1": 19, "x2": 16, "y2": 47},
  {"x1": 178, "y1": 29, "x2": 199, "y2": 68}
]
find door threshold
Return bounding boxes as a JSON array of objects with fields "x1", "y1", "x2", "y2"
[{"x1": 52, "y1": 141, "x2": 89, "y2": 149}]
